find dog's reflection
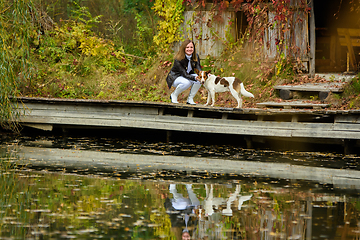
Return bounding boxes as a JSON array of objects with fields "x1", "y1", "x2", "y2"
[
  {"x1": 204, "y1": 184, "x2": 252, "y2": 217},
  {"x1": 164, "y1": 183, "x2": 252, "y2": 239}
]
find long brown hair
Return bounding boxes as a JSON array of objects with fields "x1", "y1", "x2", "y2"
[{"x1": 174, "y1": 40, "x2": 198, "y2": 62}]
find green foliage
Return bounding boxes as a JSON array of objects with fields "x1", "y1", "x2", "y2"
[
  {"x1": 11, "y1": 3, "x2": 141, "y2": 102},
  {"x1": 152, "y1": 0, "x2": 184, "y2": 50},
  {"x1": 132, "y1": 13, "x2": 156, "y2": 57},
  {"x1": 201, "y1": 56, "x2": 216, "y2": 72},
  {"x1": 201, "y1": 55, "x2": 223, "y2": 77},
  {"x1": 33, "y1": 0, "x2": 157, "y2": 59},
  {"x1": 351, "y1": 75, "x2": 360, "y2": 93},
  {"x1": 36, "y1": 8, "x2": 127, "y2": 71},
  {"x1": 122, "y1": 0, "x2": 154, "y2": 14},
  {"x1": 0, "y1": 0, "x2": 37, "y2": 130},
  {"x1": 69, "y1": 2, "x2": 102, "y2": 28},
  {"x1": 275, "y1": 51, "x2": 295, "y2": 78},
  {"x1": 342, "y1": 75, "x2": 360, "y2": 109},
  {"x1": 225, "y1": 20, "x2": 236, "y2": 49},
  {"x1": 26, "y1": 4, "x2": 130, "y2": 98}
]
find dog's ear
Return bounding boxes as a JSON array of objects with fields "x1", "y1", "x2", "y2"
[
  {"x1": 194, "y1": 69, "x2": 199, "y2": 74},
  {"x1": 206, "y1": 70, "x2": 211, "y2": 76}
]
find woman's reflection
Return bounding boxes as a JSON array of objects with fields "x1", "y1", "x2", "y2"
[{"x1": 164, "y1": 184, "x2": 200, "y2": 239}]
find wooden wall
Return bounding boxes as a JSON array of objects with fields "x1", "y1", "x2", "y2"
[
  {"x1": 264, "y1": 0, "x2": 309, "y2": 69},
  {"x1": 179, "y1": 1, "x2": 309, "y2": 65},
  {"x1": 175, "y1": 6, "x2": 236, "y2": 58}
]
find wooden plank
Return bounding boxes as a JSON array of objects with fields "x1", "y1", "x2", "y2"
[
  {"x1": 19, "y1": 111, "x2": 360, "y2": 140},
  {"x1": 337, "y1": 28, "x2": 360, "y2": 37},
  {"x1": 339, "y1": 38, "x2": 360, "y2": 47},
  {"x1": 334, "y1": 123, "x2": 360, "y2": 131},
  {"x1": 16, "y1": 97, "x2": 351, "y2": 116},
  {"x1": 21, "y1": 102, "x2": 339, "y2": 120},
  {"x1": 257, "y1": 101, "x2": 329, "y2": 109},
  {"x1": 20, "y1": 103, "x2": 160, "y2": 115},
  {"x1": 16, "y1": 97, "x2": 345, "y2": 115},
  {"x1": 335, "y1": 115, "x2": 360, "y2": 123},
  {"x1": 22, "y1": 108, "x2": 335, "y2": 130},
  {"x1": 273, "y1": 82, "x2": 347, "y2": 92},
  {"x1": 22, "y1": 123, "x2": 53, "y2": 131}
]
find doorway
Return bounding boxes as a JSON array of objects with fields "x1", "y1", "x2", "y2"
[{"x1": 314, "y1": 0, "x2": 360, "y2": 72}]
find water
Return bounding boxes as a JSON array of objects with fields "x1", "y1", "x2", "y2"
[{"x1": 1, "y1": 133, "x2": 360, "y2": 239}]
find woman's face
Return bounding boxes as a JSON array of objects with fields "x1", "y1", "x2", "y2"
[{"x1": 185, "y1": 42, "x2": 194, "y2": 56}]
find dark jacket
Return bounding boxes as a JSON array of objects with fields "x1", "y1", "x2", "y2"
[{"x1": 166, "y1": 54, "x2": 202, "y2": 89}]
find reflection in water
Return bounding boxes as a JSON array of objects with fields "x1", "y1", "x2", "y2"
[
  {"x1": 0, "y1": 167, "x2": 359, "y2": 239},
  {"x1": 165, "y1": 184, "x2": 200, "y2": 239},
  {"x1": 0, "y1": 135, "x2": 360, "y2": 239},
  {"x1": 165, "y1": 184, "x2": 253, "y2": 239}
]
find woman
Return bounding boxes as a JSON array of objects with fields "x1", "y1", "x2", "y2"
[{"x1": 166, "y1": 40, "x2": 202, "y2": 105}]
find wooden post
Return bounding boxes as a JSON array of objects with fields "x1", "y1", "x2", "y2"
[
  {"x1": 343, "y1": 29, "x2": 357, "y2": 70},
  {"x1": 344, "y1": 139, "x2": 355, "y2": 155},
  {"x1": 244, "y1": 136, "x2": 253, "y2": 149},
  {"x1": 291, "y1": 115, "x2": 298, "y2": 122},
  {"x1": 309, "y1": 0, "x2": 316, "y2": 77},
  {"x1": 166, "y1": 130, "x2": 171, "y2": 143},
  {"x1": 187, "y1": 110, "x2": 194, "y2": 118}
]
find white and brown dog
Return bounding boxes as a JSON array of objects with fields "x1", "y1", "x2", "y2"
[{"x1": 195, "y1": 69, "x2": 254, "y2": 108}]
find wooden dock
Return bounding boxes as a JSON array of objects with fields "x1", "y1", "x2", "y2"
[{"x1": 15, "y1": 97, "x2": 360, "y2": 154}]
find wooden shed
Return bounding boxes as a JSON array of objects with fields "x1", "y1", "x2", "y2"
[{"x1": 178, "y1": 0, "x2": 360, "y2": 75}]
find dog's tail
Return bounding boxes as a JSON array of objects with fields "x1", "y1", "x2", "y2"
[{"x1": 240, "y1": 83, "x2": 255, "y2": 98}]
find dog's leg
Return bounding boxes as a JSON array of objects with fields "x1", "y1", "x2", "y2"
[
  {"x1": 204, "y1": 91, "x2": 211, "y2": 106},
  {"x1": 238, "y1": 95, "x2": 243, "y2": 108},
  {"x1": 230, "y1": 88, "x2": 242, "y2": 108},
  {"x1": 210, "y1": 90, "x2": 216, "y2": 106}
]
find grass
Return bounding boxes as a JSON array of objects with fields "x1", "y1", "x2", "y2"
[
  {"x1": 20, "y1": 48, "x2": 360, "y2": 110},
  {"x1": 11, "y1": 2, "x2": 359, "y2": 111},
  {"x1": 16, "y1": 16, "x2": 360, "y2": 110}
]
